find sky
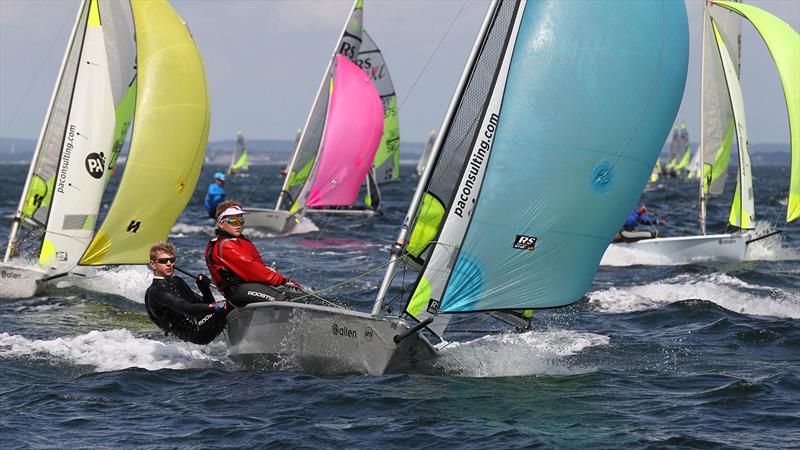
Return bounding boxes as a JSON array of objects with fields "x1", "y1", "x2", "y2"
[{"x1": 0, "y1": 0, "x2": 798, "y2": 144}]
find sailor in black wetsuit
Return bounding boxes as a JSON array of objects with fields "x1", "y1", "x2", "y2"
[{"x1": 144, "y1": 242, "x2": 228, "y2": 345}]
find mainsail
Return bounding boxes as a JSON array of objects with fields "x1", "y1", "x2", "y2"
[
  {"x1": 709, "y1": 19, "x2": 754, "y2": 229},
  {"x1": 713, "y1": 1, "x2": 799, "y2": 223},
  {"x1": 228, "y1": 131, "x2": 249, "y2": 175},
  {"x1": 701, "y1": 1, "x2": 742, "y2": 198},
  {"x1": 374, "y1": 0, "x2": 688, "y2": 339},
  {"x1": 360, "y1": 31, "x2": 400, "y2": 184},
  {"x1": 3, "y1": 0, "x2": 209, "y2": 270},
  {"x1": 4, "y1": 0, "x2": 136, "y2": 270}
]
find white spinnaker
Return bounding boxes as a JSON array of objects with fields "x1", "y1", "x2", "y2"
[
  {"x1": 712, "y1": 20, "x2": 754, "y2": 228},
  {"x1": 41, "y1": 15, "x2": 116, "y2": 271}
]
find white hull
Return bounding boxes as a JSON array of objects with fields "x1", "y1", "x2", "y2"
[
  {"x1": 305, "y1": 207, "x2": 381, "y2": 217},
  {"x1": 244, "y1": 208, "x2": 317, "y2": 235},
  {"x1": 226, "y1": 301, "x2": 438, "y2": 376},
  {"x1": 602, "y1": 233, "x2": 749, "y2": 266},
  {"x1": 0, "y1": 264, "x2": 50, "y2": 298}
]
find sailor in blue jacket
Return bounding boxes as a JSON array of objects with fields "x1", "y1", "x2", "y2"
[
  {"x1": 623, "y1": 206, "x2": 663, "y2": 231},
  {"x1": 204, "y1": 172, "x2": 226, "y2": 218}
]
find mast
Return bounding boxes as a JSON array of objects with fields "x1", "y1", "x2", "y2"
[
  {"x1": 275, "y1": 0, "x2": 360, "y2": 212},
  {"x1": 3, "y1": 1, "x2": 87, "y2": 263},
  {"x1": 371, "y1": 0, "x2": 500, "y2": 315},
  {"x1": 699, "y1": 1, "x2": 709, "y2": 236}
]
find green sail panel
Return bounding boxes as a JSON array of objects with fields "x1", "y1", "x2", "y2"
[
  {"x1": 714, "y1": 1, "x2": 800, "y2": 222},
  {"x1": 360, "y1": 30, "x2": 400, "y2": 184}
]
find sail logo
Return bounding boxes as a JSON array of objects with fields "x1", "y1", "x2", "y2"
[
  {"x1": 85, "y1": 152, "x2": 106, "y2": 179},
  {"x1": 56, "y1": 125, "x2": 76, "y2": 194},
  {"x1": 426, "y1": 299, "x2": 440, "y2": 314},
  {"x1": 127, "y1": 220, "x2": 141, "y2": 233},
  {"x1": 56, "y1": 251, "x2": 68, "y2": 261},
  {"x1": 331, "y1": 323, "x2": 357, "y2": 339},
  {"x1": 513, "y1": 235, "x2": 537, "y2": 252},
  {"x1": 1, "y1": 270, "x2": 22, "y2": 279},
  {"x1": 454, "y1": 112, "x2": 499, "y2": 218}
]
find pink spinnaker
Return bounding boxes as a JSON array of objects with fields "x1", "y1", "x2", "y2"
[{"x1": 307, "y1": 55, "x2": 384, "y2": 207}]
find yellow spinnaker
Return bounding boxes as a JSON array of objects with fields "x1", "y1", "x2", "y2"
[
  {"x1": 80, "y1": 0, "x2": 210, "y2": 265},
  {"x1": 715, "y1": 1, "x2": 800, "y2": 222}
]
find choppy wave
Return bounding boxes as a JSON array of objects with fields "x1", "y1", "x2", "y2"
[
  {"x1": 170, "y1": 222, "x2": 213, "y2": 237},
  {"x1": 62, "y1": 266, "x2": 152, "y2": 304},
  {"x1": 433, "y1": 329, "x2": 609, "y2": 377},
  {"x1": 0, "y1": 329, "x2": 225, "y2": 372},
  {"x1": 587, "y1": 273, "x2": 800, "y2": 319}
]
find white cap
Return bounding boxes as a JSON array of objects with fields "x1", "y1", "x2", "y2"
[{"x1": 217, "y1": 205, "x2": 247, "y2": 221}]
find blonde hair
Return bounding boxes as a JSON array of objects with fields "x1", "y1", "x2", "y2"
[
  {"x1": 149, "y1": 241, "x2": 176, "y2": 261},
  {"x1": 215, "y1": 199, "x2": 242, "y2": 220}
]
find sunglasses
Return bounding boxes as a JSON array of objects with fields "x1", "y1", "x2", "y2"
[
  {"x1": 154, "y1": 257, "x2": 176, "y2": 264},
  {"x1": 222, "y1": 216, "x2": 245, "y2": 226}
]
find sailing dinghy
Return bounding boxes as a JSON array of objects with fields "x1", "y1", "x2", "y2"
[
  {"x1": 226, "y1": 0, "x2": 689, "y2": 375},
  {"x1": 227, "y1": 131, "x2": 249, "y2": 177},
  {"x1": 1, "y1": 0, "x2": 210, "y2": 298},
  {"x1": 603, "y1": 0, "x2": 798, "y2": 266},
  {"x1": 246, "y1": 0, "x2": 398, "y2": 234}
]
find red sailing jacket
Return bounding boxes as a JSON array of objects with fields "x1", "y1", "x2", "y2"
[{"x1": 205, "y1": 229, "x2": 285, "y2": 294}]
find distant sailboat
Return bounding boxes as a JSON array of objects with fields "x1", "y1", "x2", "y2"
[
  {"x1": 247, "y1": 0, "x2": 392, "y2": 234},
  {"x1": 415, "y1": 128, "x2": 436, "y2": 177},
  {"x1": 225, "y1": 0, "x2": 689, "y2": 375},
  {"x1": 1, "y1": 0, "x2": 210, "y2": 297},
  {"x1": 603, "y1": 0, "x2": 798, "y2": 265},
  {"x1": 227, "y1": 131, "x2": 249, "y2": 176}
]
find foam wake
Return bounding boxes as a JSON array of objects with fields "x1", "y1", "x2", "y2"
[
  {"x1": 0, "y1": 329, "x2": 225, "y2": 372},
  {"x1": 62, "y1": 266, "x2": 152, "y2": 304},
  {"x1": 433, "y1": 329, "x2": 609, "y2": 377},
  {"x1": 587, "y1": 273, "x2": 800, "y2": 319}
]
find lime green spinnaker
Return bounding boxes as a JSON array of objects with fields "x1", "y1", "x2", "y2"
[
  {"x1": 80, "y1": 0, "x2": 210, "y2": 265},
  {"x1": 715, "y1": 1, "x2": 799, "y2": 222},
  {"x1": 674, "y1": 146, "x2": 691, "y2": 171}
]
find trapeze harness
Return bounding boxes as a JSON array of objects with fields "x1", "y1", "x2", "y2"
[{"x1": 205, "y1": 229, "x2": 288, "y2": 308}]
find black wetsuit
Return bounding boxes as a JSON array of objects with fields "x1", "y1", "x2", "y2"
[{"x1": 144, "y1": 275, "x2": 227, "y2": 345}]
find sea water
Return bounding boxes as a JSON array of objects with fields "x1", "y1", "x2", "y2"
[{"x1": 0, "y1": 162, "x2": 798, "y2": 448}]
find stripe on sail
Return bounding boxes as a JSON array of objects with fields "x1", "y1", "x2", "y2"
[
  {"x1": 710, "y1": 20, "x2": 754, "y2": 229},
  {"x1": 713, "y1": 1, "x2": 800, "y2": 222},
  {"x1": 80, "y1": 0, "x2": 210, "y2": 265},
  {"x1": 702, "y1": 2, "x2": 742, "y2": 196},
  {"x1": 305, "y1": 55, "x2": 384, "y2": 208},
  {"x1": 360, "y1": 30, "x2": 400, "y2": 184},
  {"x1": 424, "y1": 0, "x2": 689, "y2": 315}
]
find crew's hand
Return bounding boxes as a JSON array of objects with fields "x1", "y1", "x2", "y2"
[
  {"x1": 196, "y1": 274, "x2": 212, "y2": 290},
  {"x1": 283, "y1": 279, "x2": 303, "y2": 291},
  {"x1": 658, "y1": 219, "x2": 667, "y2": 225},
  {"x1": 210, "y1": 301, "x2": 227, "y2": 313}
]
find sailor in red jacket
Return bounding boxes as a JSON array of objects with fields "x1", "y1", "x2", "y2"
[{"x1": 205, "y1": 200, "x2": 302, "y2": 307}]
